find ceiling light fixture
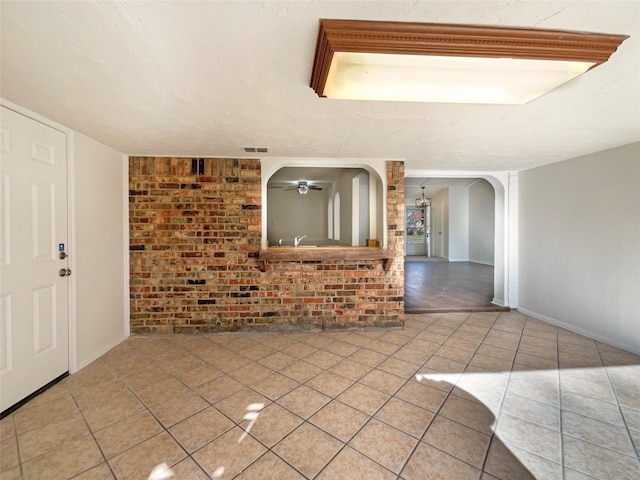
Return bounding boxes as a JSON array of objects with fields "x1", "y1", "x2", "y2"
[
  {"x1": 416, "y1": 187, "x2": 431, "y2": 208},
  {"x1": 310, "y1": 20, "x2": 628, "y2": 104},
  {"x1": 297, "y1": 182, "x2": 309, "y2": 195}
]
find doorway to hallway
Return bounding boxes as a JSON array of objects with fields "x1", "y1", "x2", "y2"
[{"x1": 403, "y1": 176, "x2": 506, "y2": 311}]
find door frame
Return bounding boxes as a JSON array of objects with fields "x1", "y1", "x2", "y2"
[
  {"x1": 431, "y1": 201, "x2": 445, "y2": 258},
  {"x1": 1, "y1": 98, "x2": 79, "y2": 373},
  {"x1": 405, "y1": 207, "x2": 427, "y2": 256}
]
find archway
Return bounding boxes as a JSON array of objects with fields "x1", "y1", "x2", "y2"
[
  {"x1": 404, "y1": 170, "x2": 515, "y2": 308},
  {"x1": 261, "y1": 158, "x2": 387, "y2": 250}
]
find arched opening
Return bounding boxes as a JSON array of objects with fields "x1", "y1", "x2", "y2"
[
  {"x1": 403, "y1": 171, "x2": 512, "y2": 309},
  {"x1": 261, "y1": 160, "x2": 386, "y2": 249}
]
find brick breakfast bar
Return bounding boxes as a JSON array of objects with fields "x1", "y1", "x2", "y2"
[{"x1": 129, "y1": 157, "x2": 405, "y2": 334}]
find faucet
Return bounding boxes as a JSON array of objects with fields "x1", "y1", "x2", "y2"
[{"x1": 294, "y1": 235, "x2": 307, "y2": 247}]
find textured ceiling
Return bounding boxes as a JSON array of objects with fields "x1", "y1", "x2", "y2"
[{"x1": 1, "y1": 1, "x2": 638, "y2": 171}]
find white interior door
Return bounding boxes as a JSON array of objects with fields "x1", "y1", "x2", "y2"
[
  {"x1": 1, "y1": 107, "x2": 69, "y2": 412},
  {"x1": 432, "y1": 201, "x2": 445, "y2": 258}
]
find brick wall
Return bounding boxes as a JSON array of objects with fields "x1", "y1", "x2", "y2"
[{"x1": 129, "y1": 157, "x2": 404, "y2": 334}]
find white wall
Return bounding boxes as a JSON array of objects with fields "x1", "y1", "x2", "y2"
[
  {"x1": 448, "y1": 185, "x2": 469, "y2": 261},
  {"x1": 74, "y1": 134, "x2": 127, "y2": 368},
  {"x1": 518, "y1": 142, "x2": 640, "y2": 353},
  {"x1": 370, "y1": 174, "x2": 381, "y2": 243},
  {"x1": 356, "y1": 172, "x2": 369, "y2": 246},
  {"x1": 430, "y1": 189, "x2": 449, "y2": 258},
  {"x1": 336, "y1": 170, "x2": 355, "y2": 244},
  {"x1": 469, "y1": 179, "x2": 495, "y2": 265}
]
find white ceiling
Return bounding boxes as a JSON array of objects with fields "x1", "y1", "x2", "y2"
[
  {"x1": 405, "y1": 177, "x2": 478, "y2": 200},
  {"x1": 1, "y1": 1, "x2": 638, "y2": 172}
]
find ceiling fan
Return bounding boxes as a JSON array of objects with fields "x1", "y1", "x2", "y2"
[{"x1": 280, "y1": 181, "x2": 323, "y2": 195}]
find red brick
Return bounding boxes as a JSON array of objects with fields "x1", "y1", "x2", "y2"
[{"x1": 129, "y1": 157, "x2": 404, "y2": 333}]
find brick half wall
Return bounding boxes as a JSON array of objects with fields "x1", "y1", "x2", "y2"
[{"x1": 129, "y1": 157, "x2": 404, "y2": 334}]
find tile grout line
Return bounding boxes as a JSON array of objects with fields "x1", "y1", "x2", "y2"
[
  {"x1": 283, "y1": 325, "x2": 428, "y2": 478},
  {"x1": 117, "y1": 339, "x2": 259, "y2": 479},
  {"x1": 245, "y1": 339, "x2": 429, "y2": 480},
  {"x1": 556, "y1": 318, "x2": 567, "y2": 480},
  {"x1": 97, "y1": 340, "x2": 236, "y2": 478},
  {"x1": 109, "y1": 349, "x2": 201, "y2": 478},
  {"x1": 123, "y1": 329, "x2": 391, "y2": 479},
  {"x1": 500, "y1": 315, "x2": 564, "y2": 476},
  {"x1": 9, "y1": 314, "x2": 475, "y2": 479},
  {"x1": 231, "y1": 344, "x2": 396, "y2": 480},
  {"x1": 395, "y1": 311, "x2": 497, "y2": 479},
  {"x1": 475, "y1": 313, "x2": 518, "y2": 479},
  {"x1": 434, "y1": 312, "x2": 514, "y2": 475},
  {"x1": 11, "y1": 311, "x2": 639, "y2": 480},
  {"x1": 13, "y1": 412, "x2": 25, "y2": 480},
  {"x1": 308, "y1": 315, "x2": 440, "y2": 480},
  {"x1": 558, "y1": 339, "x2": 640, "y2": 477},
  {"x1": 65, "y1": 382, "x2": 116, "y2": 480},
  {"x1": 591, "y1": 341, "x2": 640, "y2": 463}
]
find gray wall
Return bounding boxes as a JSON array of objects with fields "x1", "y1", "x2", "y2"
[
  {"x1": 430, "y1": 189, "x2": 449, "y2": 258},
  {"x1": 267, "y1": 187, "x2": 329, "y2": 246},
  {"x1": 448, "y1": 185, "x2": 469, "y2": 261},
  {"x1": 518, "y1": 142, "x2": 640, "y2": 353},
  {"x1": 357, "y1": 173, "x2": 369, "y2": 246},
  {"x1": 469, "y1": 179, "x2": 495, "y2": 265},
  {"x1": 335, "y1": 170, "x2": 355, "y2": 244},
  {"x1": 266, "y1": 169, "x2": 371, "y2": 246}
]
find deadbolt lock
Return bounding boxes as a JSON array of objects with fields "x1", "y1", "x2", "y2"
[
  {"x1": 58, "y1": 252, "x2": 68, "y2": 260},
  {"x1": 58, "y1": 268, "x2": 72, "y2": 277}
]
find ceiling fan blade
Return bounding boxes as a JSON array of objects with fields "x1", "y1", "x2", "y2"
[{"x1": 278, "y1": 181, "x2": 323, "y2": 192}]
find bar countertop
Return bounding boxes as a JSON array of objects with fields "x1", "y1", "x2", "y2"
[{"x1": 259, "y1": 247, "x2": 393, "y2": 271}]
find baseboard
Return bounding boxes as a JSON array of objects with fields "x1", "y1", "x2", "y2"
[
  {"x1": 75, "y1": 335, "x2": 126, "y2": 372},
  {"x1": 406, "y1": 306, "x2": 510, "y2": 314},
  {"x1": 448, "y1": 257, "x2": 469, "y2": 262},
  {"x1": 469, "y1": 259, "x2": 495, "y2": 266},
  {"x1": 492, "y1": 297, "x2": 505, "y2": 307},
  {"x1": 517, "y1": 307, "x2": 640, "y2": 356}
]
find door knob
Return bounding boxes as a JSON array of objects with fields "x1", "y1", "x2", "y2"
[
  {"x1": 58, "y1": 268, "x2": 72, "y2": 277},
  {"x1": 58, "y1": 252, "x2": 67, "y2": 260}
]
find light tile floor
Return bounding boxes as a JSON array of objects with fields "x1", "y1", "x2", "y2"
[{"x1": 2, "y1": 311, "x2": 639, "y2": 479}]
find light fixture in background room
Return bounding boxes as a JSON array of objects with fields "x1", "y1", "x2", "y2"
[
  {"x1": 276, "y1": 181, "x2": 324, "y2": 194},
  {"x1": 310, "y1": 19, "x2": 628, "y2": 104},
  {"x1": 416, "y1": 186, "x2": 431, "y2": 208}
]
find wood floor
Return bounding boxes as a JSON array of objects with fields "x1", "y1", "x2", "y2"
[{"x1": 404, "y1": 259, "x2": 507, "y2": 312}]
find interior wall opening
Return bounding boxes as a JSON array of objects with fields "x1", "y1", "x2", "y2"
[
  {"x1": 403, "y1": 177, "x2": 505, "y2": 311},
  {"x1": 265, "y1": 166, "x2": 383, "y2": 248}
]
